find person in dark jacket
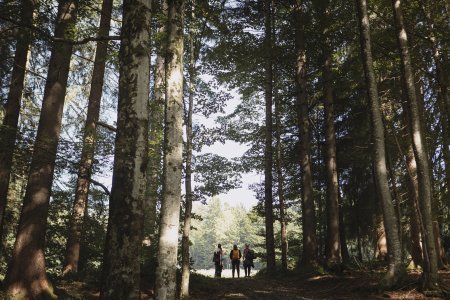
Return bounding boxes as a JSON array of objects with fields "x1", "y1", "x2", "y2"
[
  {"x1": 242, "y1": 243, "x2": 255, "y2": 277},
  {"x1": 213, "y1": 243, "x2": 223, "y2": 277},
  {"x1": 229, "y1": 244, "x2": 242, "y2": 278}
]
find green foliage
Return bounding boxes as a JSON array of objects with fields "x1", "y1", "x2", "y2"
[
  {"x1": 193, "y1": 153, "x2": 242, "y2": 202},
  {"x1": 190, "y1": 197, "x2": 264, "y2": 270}
]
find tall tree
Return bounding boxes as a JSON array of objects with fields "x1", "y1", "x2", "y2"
[
  {"x1": 294, "y1": 0, "x2": 317, "y2": 266},
  {"x1": 100, "y1": 0, "x2": 151, "y2": 297},
  {"x1": 263, "y1": 0, "x2": 276, "y2": 272},
  {"x1": 398, "y1": 99, "x2": 423, "y2": 268},
  {"x1": 3, "y1": 0, "x2": 79, "y2": 297},
  {"x1": 180, "y1": 1, "x2": 196, "y2": 297},
  {"x1": 391, "y1": 0, "x2": 439, "y2": 290},
  {"x1": 318, "y1": 0, "x2": 341, "y2": 269},
  {"x1": 0, "y1": 0, "x2": 35, "y2": 246},
  {"x1": 420, "y1": 1, "x2": 450, "y2": 210},
  {"x1": 63, "y1": 0, "x2": 113, "y2": 276},
  {"x1": 355, "y1": 0, "x2": 403, "y2": 287},
  {"x1": 155, "y1": 0, "x2": 184, "y2": 298},
  {"x1": 146, "y1": 0, "x2": 167, "y2": 247},
  {"x1": 274, "y1": 92, "x2": 288, "y2": 272}
]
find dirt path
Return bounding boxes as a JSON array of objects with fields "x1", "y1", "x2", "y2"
[
  {"x1": 56, "y1": 270, "x2": 450, "y2": 299},
  {"x1": 188, "y1": 270, "x2": 450, "y2": 299}
]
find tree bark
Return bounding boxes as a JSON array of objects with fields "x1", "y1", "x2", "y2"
[
  {"x1": 294, "y1": 0, "x2": 317, "y2": 267},
  {"x1": 263, "y1": 0, "x2": 276, "y2": 273},
  {"x1": 274, "y1": 91, "x2": 288, "y2": 272},
  {"x1": 391, "y1": 0, "x2": 439, "y2": 290},
  {"x1": 320, "y1": 5, "x2": 341, "y2": 269},
  {"x1": 0, "y1": 0, "x2": 35, "y2": 248},
  {"x1": 397, "y1": 94, "x2": 423, "y2": 268},
  {"x1": 143, "y1": 0, "x2": 167, "y2": 258},
  {"x1": 100, "y1": 0, "x2": 151, "y2": 298},
  {"x1": 339, "y1": 196, "x2": 350, "y2": 263},
  {"x1": 420, "y1": 0, "x2": 450, "y2": 218},
  {"x1": 356, "y1": 0, "x2": 403, "y2": 287},
  {"x1": 180, "y1": 2, "x2": 195, "y2": 297},
  {"x1": 63, "y1": 0, "x2": 113, "y2": 276},
  {"x1": 4, "y1": 1, "x2": 78, "y2": 298},
  {"x1": 155, "y1": 0, "x2": 184, "y2": 298},
  {"x1": 405, "y1": 143, "x2": 424, "y2": 268}
]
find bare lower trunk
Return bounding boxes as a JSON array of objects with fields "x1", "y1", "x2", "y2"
[
  {"x1": 374, "y1": 219, "x2": 387, "y2": 261},
  {"x1": 180, "y1": 4, "x2": 195, "y2": 296},
  {"x1": 0, "y1": 0, "x2": 35, "y2": 247},
  {"x1": 63, "y1": 0, "x2": 113, "y2": 276},
  {"x1": 145, "y1": 0, "x2": 167, "y2": 245},
  {"x1": 155, "y1": 0, "x2": 185, "y2": 298},
  {"x1": 433, "y1": 221, "x2": 447, "y2": 268},
  {"x1": 294, "y1": 0, "x2": 317, "y2": 267},
  {"x1": 339, "y1": 197, "x2": 350, "y2": 263},
  {"x1": 404, "y1": 143, "x2": 424, "y2": 267},
  {"x1": 356, "y1": 0, "x2": 403, "y2": 287},
  {"x1": 263, "y1": 0, "x2": 276, "y2": 272},
  {"x1": 100, "y1": 0, "x2": 151, "y2": 298},
  {"x1": 391, "y1": 0, "x2": 438, "y2": 290},
  {"x1": 4, "y1": 1, "x2": 78, "y2": 298},
  {"x1": 275, "y1": 91, "x2": 288, "y2": 272},
  {"x1": 321, "y1": 24, "x2": 341, "y2": 269}
]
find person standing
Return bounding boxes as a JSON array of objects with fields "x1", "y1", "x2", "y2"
[
  {"x1": 229, "y1": 244, "x2": 242, "y2": 278},
  {"x1": 243, "y1": 243, "x2": 255, "y2": 277},
  {"x1": 213, "y1": 243, "x2": 223, "y2": 277}
]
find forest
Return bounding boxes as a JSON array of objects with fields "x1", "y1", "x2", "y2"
[{"x1": 0, "y1": 0, "x2": 449, "y2": 299}]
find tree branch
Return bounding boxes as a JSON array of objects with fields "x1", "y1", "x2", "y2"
[
  {"x1": 96, "y1": 121, "x2": 117, "y2": 132},
  {"x1": 0, "y1": 15, "x2": 120, "y2": 45},
  {"x1": 88, "y1": 178, "x2": 111, "y2": 196},
  {"x1": 53, "y1": 35, "x2": 121, "y2": 45}
]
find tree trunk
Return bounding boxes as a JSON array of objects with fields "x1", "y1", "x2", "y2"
[
  {"x1": 0, "y1": 0, "x2": 35, "y2": 247},
  {"x1": 385, "y1": 131, "x2": 403, "y2": 241},
  {"x1": 320, "y1": 8, "x2": 341, "y2": 269},
  {"x1": 4, "y1": 1, "x2": 78, "y2": 298},
  {"x1": 63, "y1": 0, "x2": 113, "y2": 276},
  {"x1": 100, "y1": 0, "x2": 151, "y2": 298},
  {"x1": 339, "y1": 197, "x2": 350, "y2": 263},
  {"x1": 274, "y1": 90, "x2": 288, "y2": 272},
  {"x1": 356, "y1": 0, "x2": 403, "y2": 287},
  {"x1": 144, "y1": 0, "x2": 167, "y2": 256},
  {"x1": 420, "y1": 0, "x2": 450, "y2": 220},
  {"x1": 391, "y1": 0, "x2": 439, "y2": 290},
  {"x1": 395, "y1": 95, "x2": 423, "y2": 268},
  {"x1": 405, "y1": 144, "x2": 424, "y2": 268},
  {"x1": 433, "y1": 221, "x2": 447, "y2": 268},
  {"x1": 180, "y1": 2, "x2": 195, "y2": 297},
  {"x1": 294, "y1": 0, "x2": 317, "y2": 266},
  {"x1": 263, "y1": 0, "x2": 276, "y2": 272},
  {"x1": 374, "y1": 216, "x2": 388, "y2": 261},
  {"x1": 155, "y1": 0, "x2": 184, "y2": 298}
]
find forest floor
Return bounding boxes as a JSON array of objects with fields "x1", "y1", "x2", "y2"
[{"x1": 55, "y1": 267, "x2": 450, "y2": 299}]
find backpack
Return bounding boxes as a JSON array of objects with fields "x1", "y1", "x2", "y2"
[
  {"x1": 231, "y1": 249, "x2": 240, "y2": 260},
  {"x1": 213, "y1": 251, "x2": 220, "y2": 263}
]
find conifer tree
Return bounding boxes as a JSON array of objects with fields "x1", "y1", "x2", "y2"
[
  {"x1": 63, "y1": 0, "x2": 113, "y2": 276},
  {"x1": 4, "y1": 0, "x2": 79, "y2": 297}
]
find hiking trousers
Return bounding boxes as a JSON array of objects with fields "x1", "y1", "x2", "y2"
[
  {"x1": 231, "y1": 260, "x2": 240, "y2": 278},
  {"x1": 214, "y1": 263, "x2": 222, "y2": 277}
]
